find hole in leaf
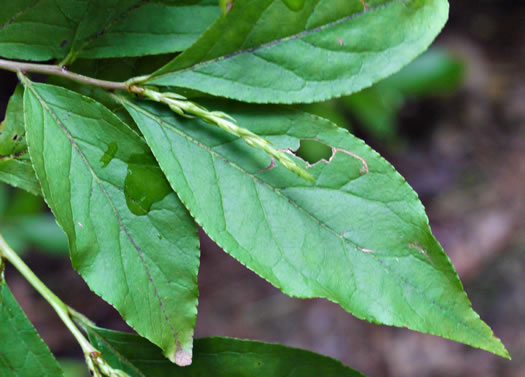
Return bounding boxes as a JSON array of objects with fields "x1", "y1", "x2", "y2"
[
  {"x1": 295, "y1": 139, "x2": 332, "y2": 165},
  {"x1": 12, "y1": 134, "x2": 18, "y2": 141}
]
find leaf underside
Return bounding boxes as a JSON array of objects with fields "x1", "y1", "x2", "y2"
[
  {"x1": 22, "y1": 82, "x2": 200, "y2": 365},
  {"x1": 0, "y1": 280, "x2": 64, "y2": 377},
  {"x1": 145, "y1": 0, "x2": 449, "y2": 104},
  {"x1": 87, "y1": 326, "x2": 367, "y2": 377},
  {"x1": 122, "y1": 97, "x2": 508, "y2": 358}
]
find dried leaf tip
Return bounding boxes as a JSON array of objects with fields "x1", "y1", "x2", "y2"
[{"x1": 172, "y1": 349, "x2": 192, "y2": 367}]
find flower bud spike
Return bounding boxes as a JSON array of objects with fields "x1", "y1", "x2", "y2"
[{"x1": 137, "y1": 87, "x2": 314, "y2": 182}]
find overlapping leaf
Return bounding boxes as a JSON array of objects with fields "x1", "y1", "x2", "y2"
[
  {"x1": 0, "y1": 279, "x2": 64, "y2": 377},
  {"x1": 22, "y1": 82, "x2": 200, "y2": 365},
  {"x1": 0, "y1": 0, "x2": 219, "y2": 61},
  {"x1": 0, "y1": 85, "x2": 40, "y2": 195},
  {"x1": 122, "y1": 97, "x2": 509, "y2": 358},
  {"x1": 143, "y1": 0, "x2": 449, "y2": 104},
  {"x1": 87, "y1": 327, "x2": 367, "y2": 377}
]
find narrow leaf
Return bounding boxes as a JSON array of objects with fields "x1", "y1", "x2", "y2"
[
  {"x1": 122, "y1": 98, "x2": 509, "y2": 358},
  {"x1": 22, "y1": 81, "x2": 200, "y2": 365},
  {"x1": 87, "y1": 327, "x2": 367, "y2": 377},
  {"x1": 144, "y1": 0, "x2": 449, "y2": 104},
  {"x1": 0, "y1": 279, "x2": 64, "y2": 377},
  {"x1": 0, "y1": 85, "x2": 40, "y2": 195},
  {"x1": 0, "y1": 0, "x2": 218, "y2": 61}
]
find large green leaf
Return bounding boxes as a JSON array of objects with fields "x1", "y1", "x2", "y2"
[
  {"x1": 0, "y1": 85, "x2": 40, "y2": 195},
  {"x1": 0, "y1": 279, "x2": 64, "y2": 377},
  {"x1": 143, "y1": 0, "x2": 449, "y2": 104},
  {"x1": 122, "y1": 97, "x2": 509, "y2": 358},
  {"x1": 0, "y1": 0, "x2": 219, "y2": 61},
  {"x1": 87, "y1": 327, "x2": 367, "y2": 377},
  {"x1": 22, "y1": 81, "x2": 200, "y2": 365}
]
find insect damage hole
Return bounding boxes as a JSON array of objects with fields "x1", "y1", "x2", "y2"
[
  {"x1": 294, "y1": 138, "x2": 369, "y2": 174},
  {"x1": 295, "y1": 139, "x2": 332, "y2": 166}
]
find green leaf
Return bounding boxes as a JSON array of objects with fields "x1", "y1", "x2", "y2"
[
  {"x1": 22, "y1": 81, "x2": 200, "y2": 365},
  {"x1": 122, "y1": 97, "x2": 509, "y2": 358},
  {"x1": 0, "y1": 0, "x2": 73, "y2": 61},
  {"x1": 87, "y1": 327, "x2": 367, "y2": 377},
  {"x1": 1, "y1": 85, "x2": 27, "y2": 156},
  {"x1": 0, "y1": 0, "x2": 219, "y2": 61},
  {"x1": 68, "y1": 0, "x2": 220, "y2": 61},
  {"x1": 143, "y1": 0, "x2": 449, "y2": 104},
  {"x1": 0, "y1": 157, "x2": 41, "y2": 196},
  {"x1": 0, "y1": 85, "x2": 41, "y2": 195},
  {"x1": 0, "y1": 279, "x2": 64, "y2": 377}
]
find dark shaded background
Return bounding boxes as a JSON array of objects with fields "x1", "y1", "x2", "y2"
[{"x1": 1, "y1": 1, "x2": 524, "y2": 376}]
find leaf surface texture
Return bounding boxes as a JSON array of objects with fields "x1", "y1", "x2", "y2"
[
  {"x1": 87, "y1": 327, "x2": 367, "y2": 377},
  {"x1": 0, "y1": 0, "x2": 219, "y2": 61},
  {"x1": 145, "y1": 0, "x2": 449, "y2": 103},
  {"x1": 0, "y1": 280, "x2": 64, "y2": 377},
  {"x1": 23, "y1": 82, "x2": 200, "y2": 365},
  {"x1": 123, "y1": 98, "x2": 508, "y2": 357}
]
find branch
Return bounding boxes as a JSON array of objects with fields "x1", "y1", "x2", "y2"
[{"x1": 0, "y1": 58, "x2": 131, "y2": 92}]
